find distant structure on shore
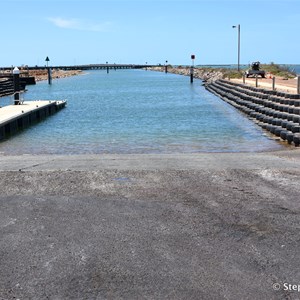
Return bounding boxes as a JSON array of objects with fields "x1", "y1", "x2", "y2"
[{"x1": 0, "y1": 64, "x2": 154, "y2": 72}]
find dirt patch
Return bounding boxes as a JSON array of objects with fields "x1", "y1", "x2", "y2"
[{"x1": 231, "y1": 77, "x2": 298, "y2": 94}]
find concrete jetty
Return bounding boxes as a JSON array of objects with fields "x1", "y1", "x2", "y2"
[{"x1": 0, "y1": 100, "x2": 66, "y2": 140}]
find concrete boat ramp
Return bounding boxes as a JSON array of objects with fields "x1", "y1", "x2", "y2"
[
  {"x1": 1, "y1": 150, "x2": 300, "y2": 299},
  {"x1": 0, "y1": 100, "x2": 66, "y2": 140}
]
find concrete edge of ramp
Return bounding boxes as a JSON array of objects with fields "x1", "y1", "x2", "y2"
[{"x1": 1, "y1": 149, "x2": 300, "y2": 171}]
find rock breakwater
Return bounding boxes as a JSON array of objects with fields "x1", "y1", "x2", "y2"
[
  {"x1": 0, "y1": 69, "x2": 83, "y2": 98},
  {"x1": 148, "y1": 66, "x2": 224, "y2": 82},
  {"x1": 29, "y1": 69, "x2": 82, "y2": 82}
]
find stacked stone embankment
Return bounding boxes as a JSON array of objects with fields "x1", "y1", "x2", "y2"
[
  {"x1": 0, "y1": 69, "x2": 82, "y2": 98},
  {"x1": 0, "y1": 73, "x2": 35, "y2": 98},
  {"x1": 206, "y1": 79, "x2": 300, "y2": 146},
  {"x1": 0, "y1": 78, "x2": 14, "y2": 97},
  {"x1": 149, "y1": 66, "x2": 224, "y2": 82}
]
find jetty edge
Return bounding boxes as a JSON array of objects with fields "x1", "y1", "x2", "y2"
[{"x1": 0, "y1": 100, "x2": 67, "y2": 141}]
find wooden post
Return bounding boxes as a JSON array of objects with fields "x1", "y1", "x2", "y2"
[
  {"x1": 48, "y1": 67, "x2": 52, "y2": 85},
  {"x1": 190, "y1": 66, "x2": 194, "y2": 83},
  {"x1": 190, "y1": 55, "x2": 195, "y2": 83},
  {"x1": 243, "y1": 74, "x2": 245, "y2": 84},
  {"x1": 13, "y1": 67, "x2": 20, "y2": 105},
  {"x1": 272, "y1": 77, "x2": 276, "y2": 91},
  {"x1": 298, "y1": 76, "x2": 300, "y2": 94},
  {"x1": 255, "y1": 75, "x2": 258, "y2": 87}
]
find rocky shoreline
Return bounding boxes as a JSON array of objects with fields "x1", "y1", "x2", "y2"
[
  {"x1": 148, "y1": 66, "x2": 224, "y2": 83},
  {"x1": 0, "y1": 69, "x2": 83, "y2": 98},
  {"x1": 28, "y1": 69, "x2": 83, "y2": 82}
]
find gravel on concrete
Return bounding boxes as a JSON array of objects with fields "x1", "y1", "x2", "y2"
[{"x1": 1, "y1": 150, "x2": 300, "y2": 300}]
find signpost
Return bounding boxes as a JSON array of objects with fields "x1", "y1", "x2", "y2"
[
  {"x1": 45, "y1": 56, "x2": 50, "y2": 67},
  {"x1": 45, "y1": 56, "x2": 51, "y2": 85}
]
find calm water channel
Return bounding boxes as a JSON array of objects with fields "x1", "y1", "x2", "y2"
[{"x1": 0, "y1": 69, "x2": 284, "y2": 154}]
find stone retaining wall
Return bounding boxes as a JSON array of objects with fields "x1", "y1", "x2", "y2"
[
  {"x1": 149, "y1": 66, "x2": 224, "y2": 82},
  {"x1": 0, "y1": 78, "x2": 14, "y2": 97},
  {"x1": 0, "y1": 76, "x2": 28, "y2": 98},
  {"x1": 206, "y1": 79, "x2": 300, "y2": 146}
]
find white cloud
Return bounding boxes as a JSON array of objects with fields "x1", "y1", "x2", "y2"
[{"x1": 47, "y1": 17, "x2": 112, "y2": 32}]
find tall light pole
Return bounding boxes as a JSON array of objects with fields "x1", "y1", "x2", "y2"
[{"x1": 232, "y1": 24, "x2": 240, "y2": 71}]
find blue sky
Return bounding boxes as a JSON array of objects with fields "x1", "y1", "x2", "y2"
[{"x1": 1, "y1": 0, "x2": 299, "y2": 66}]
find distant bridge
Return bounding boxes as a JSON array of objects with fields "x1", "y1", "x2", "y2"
[
  {"x1": 1, "y1": 64, "x2": 157, "y2": 72},
  {"x1": 53, "y1": 64, "x2": 155, "y2": 70}
]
